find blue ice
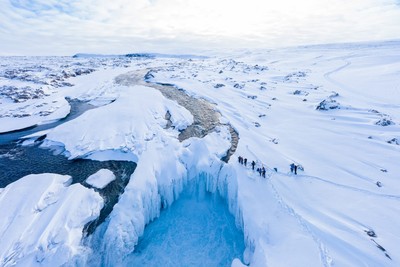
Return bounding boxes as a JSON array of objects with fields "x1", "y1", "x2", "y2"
[{"x1": 124, "y1": 179, "x2": 245, "y2": 267}]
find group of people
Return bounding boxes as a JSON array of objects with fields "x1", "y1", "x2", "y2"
[
  {"x1": 238, "y1": 156, "x2": 267, "y2": 178},
  {"x1": 238, "y1": 155, "x2": 300, "y2": 177}
]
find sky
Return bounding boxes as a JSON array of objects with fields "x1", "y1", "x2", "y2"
[{"x1": 0, "y1": 0, "x2": 400, "y2": 55}]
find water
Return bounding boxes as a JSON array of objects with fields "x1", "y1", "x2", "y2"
[
  {"x1": 0, "y1": 98, "x2": 95, "y2": 144},
  {"x1": 0, "y1": 94, "x2": 138, "y2": 236},
  {"x1": 0, "y1": 141, "x2": 136, "y2": 232},
  {"x1": 124, "y1": 179, "x2": 245, "y2": 267}
]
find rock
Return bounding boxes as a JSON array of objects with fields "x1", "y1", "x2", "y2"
[
  {"x1": 144, "y1": 70, "x2": 155, "y2": 80},
  {"x1": 234, "y1": 83, "x2": 245, "y2": 89},
  {"x1": 387, "y1": 138, "x2": 399, "y2": 145},
  {"x1": 366, "y1": 230, "x2": 377, "y2": 237},
  {"x1": 293, "y1": 90, "x2": 308, "y2": 96},
  {"x1": 270, "y1": 138, "x2": 278, "y2": 144},
  {"x1": 375, "y1": 118, "x2": 394, "y2": 126},
  {"x1": 214, "y1": 83, "x2": 225, "y2": 88},
  {"x1": 316, "y1": 98, "x2": 340, "y2": 110},
  {"x1": 329, "y1": 91, "x2": 339, "y2": 98}
]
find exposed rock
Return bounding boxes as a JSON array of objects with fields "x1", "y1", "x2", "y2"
[
  {"x1": 365, "y1": 230, "x2": 377, "y2": 237},
  {"x1": 329, "y1": 91, "x2": 339, "y2": 98},
  {"x1": 387, "y1": 138, "x2": 399, "y2": 145},
  {"x1": 0, "y1": 86, "x2": 48, "y2": 103},
  {"x1": 270, "y1": 138, "x2": 278, "y2": 144},
  {"x1": 234, "y1": 83, "x2": 245, "y2": 89},
  {"x1": 375, "y1": 118, "x2": 394, "y2": 126},
  {"x1": 293, "y1": 90, "x2": 309, "y2": 96},
  {"x1": 144, "y1": 70, "x2": 155, "y2": 80},
  {"x1": 316, "y1": 98, "x2": 340, "y2": 110}
]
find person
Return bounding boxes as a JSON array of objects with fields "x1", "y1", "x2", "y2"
[
  {"x1": 290, "y1": 163, "x2": 295, "y2": 173},
  {"x1": 251, "y1": 161, "x2": 256, "y2": 170},
  {"x1": 238, "y1": 156, "x2": 243, "y2": 164},
  {"x1": 258, "y1": 168, "x2": 262, "y2": 176},
  {"x1": 262, "y1": 167, "x2": 266, "y2": 178},
  {"x1": 244, "y1": 158, "x2": 247, "y2": 166},
  {"x1": 294, "y1": 164, "x2": 298, "y2": 175}
]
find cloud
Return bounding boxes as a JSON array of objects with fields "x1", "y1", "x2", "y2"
[{"x1": 0, "y1": 0, "x2": 400, "y2": 55}]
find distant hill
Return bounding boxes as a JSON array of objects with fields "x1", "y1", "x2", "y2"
[{"x1": 73, "y1": 53, "x2": 207, "y2": 59}]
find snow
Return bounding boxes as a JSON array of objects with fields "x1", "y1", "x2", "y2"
[
  {"x1": 0, "y1": 96, "x2": 71, "y2": 133},
  {"x1": 0, "y1": 56, "x2": 132, "y2": 133},
  {"x1": 1, "y1": 41, "x2": 400, "y2": 266},
  {"x1": 43, "y1": 82, "x2": 193, "y2": 160},
  {"x1": 0, "y1": 173, "x2": 103, "y2": 267},
  {"x1": 86, "y1": 169, "x2": 116, "y2": 189}
]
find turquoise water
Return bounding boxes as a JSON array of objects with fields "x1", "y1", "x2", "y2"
[{"x1": 125, "y1": 179, "x2": 245, "y2": 267}]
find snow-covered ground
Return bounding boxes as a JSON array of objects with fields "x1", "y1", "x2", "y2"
[
  {"x1": 0, "y1": 41, "x2": 399, "y2": 266},
  {"x1": 0, "y1": 174, "x2": 103, "y2": 266}
]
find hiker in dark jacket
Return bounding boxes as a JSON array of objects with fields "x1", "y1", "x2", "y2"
[
  {"x1": 251, "y1": 161, "x2": 256, "y2": 170},
  {"x1": 262, "y1": 167, "x2": 266, "y2": 178},
  {"x1": 244, "y1": 158, "x2": 247, "y2": 166},
  {"x1": 294, "y1": 165, "x2": 298, "y2": 175},
  {"x1": 290, "y1": 163, "x2": 295, "y2": 173}
]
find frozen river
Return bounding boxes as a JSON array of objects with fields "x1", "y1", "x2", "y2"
[{"x1": 123, "y1": 178, "x2": 245, "y2": 266}]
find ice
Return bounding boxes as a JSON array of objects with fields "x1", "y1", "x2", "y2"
[
  {"x1": 123, "y1": 178, "x2": 245, "y2": 267},
  {"x1": 1, "y1": 41, "x2": 400, "y2": 266},
  {"x1": 44, "y1": 84, "x2": 193, "y2": 160},
  {"x1": 86, "y1": 169, "x2": 116, "y2": 189},
  {"x1": 0, "y1": 173, "x2": 103, "y2": 266}
]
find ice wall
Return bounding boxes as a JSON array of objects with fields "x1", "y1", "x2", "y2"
[{"x1": 86, "y1": 126, "x2": 249, "y2": 266}]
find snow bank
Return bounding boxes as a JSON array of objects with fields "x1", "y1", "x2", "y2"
[
  {"x1": 86, "y1": 169, "x2": 116, "y2": 189},
  {"x1": 0, "y1": 173, "x2": 103, "y2": 267},
  {"x1": 44, "y1": 84, "x2": 193, "y2": 161},
  {"x1": 0, "y1": 96, "x2": 70, "y2": 133}
]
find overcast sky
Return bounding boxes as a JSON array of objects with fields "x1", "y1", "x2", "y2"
[{"x1": 1, "y1": 0, "x2": 400, "y2": 55}]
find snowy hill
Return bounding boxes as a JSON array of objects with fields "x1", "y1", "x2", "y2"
[{"x1": 0, "y1": 41, "x2": 399, "y2": 266}]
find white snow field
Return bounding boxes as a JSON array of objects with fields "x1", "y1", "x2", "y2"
[{"x1": 0, "y1": 41, "x2": 400, "y2": 267}]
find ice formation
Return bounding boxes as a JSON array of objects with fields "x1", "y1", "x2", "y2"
[
  {"x1": 1, "y1": 41, "x2": 400, "y2": 266},
  {"x1": 0, "y1": 174, "x2": 103, "y2": 266}
]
